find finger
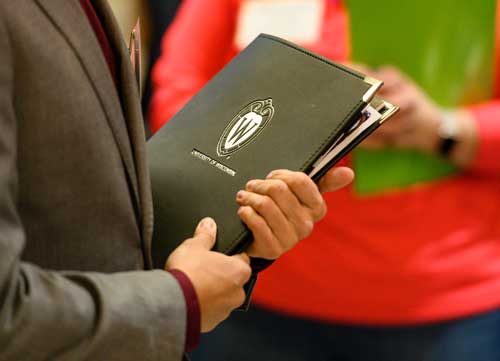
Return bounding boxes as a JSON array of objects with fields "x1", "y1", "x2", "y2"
[
  {"x1": 239, "y1": 178, "x2": 307, "y2": 225},
  {"x1": 229, "y1": 253, "x2": 252, "y2": 285},
  {"x1": 379, "y1": 90, "x2": 415, "y2": 112},
  {"x1": 317, "y1": 166, "x2": 354, "y2": 193},
  {"x1": 360, "y1": 136, "x2": 389, "y2": 149},
  {"x1": 238, "y1": 206, "x2": 283, "y2": 259},
  {"x1": 391, "y1": 132, "x2": 422, "y2": 149},
  {"x1": 376, "y1": 65, "x2": 402, "y2": 75},
  {"x1": 373, "y1": 117, "x2": 405, "y2": 137},
  {"x1": 374, "y1": 66, "x2": 408, "y2": 90},
  {"x1": 218, "y1": 288, "x2": 247, "y2": 317},
  {"x1": 264, "y1": 170, "x2": 325, "y2": 215},
  {"x1": 232, "y1": 252, "x2": 250, "y2": 265},
  {"x1": 236, "y1": 190, "x2": 298, "y2": 240},
  {"x1": 190, "y1": 217, "x2": 217, "y2": 250},
  {"x1": 374, "y1": 115, "x2": 401, "y2": 130}
]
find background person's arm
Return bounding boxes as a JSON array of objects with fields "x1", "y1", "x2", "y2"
[
  {"x1": 149, "y1": 0, "x2": 238, "y2": 133},
  {"x1": 364, "y1": 67, "x2": 500, "y2": 175},
  {"x1": 463, "y1": 101, "x2": 500, "y2": 174}
]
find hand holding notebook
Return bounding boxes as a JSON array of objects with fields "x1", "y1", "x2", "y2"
[
  {"x1": 148, "y1": 34, "x2": 398, "y2": 267},
  {"x1": 235, "y1": 167, "x2": 353, "y2": 259}
]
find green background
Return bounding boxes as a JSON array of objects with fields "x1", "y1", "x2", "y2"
[{"x1": 346, "y1": 0, "x2": 496, "y2": 194}]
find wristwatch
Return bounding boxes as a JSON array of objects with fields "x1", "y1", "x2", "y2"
[{"x1": 437, "y1": 111, "x2": 459, "y2": 157}]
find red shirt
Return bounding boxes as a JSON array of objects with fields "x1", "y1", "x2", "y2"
[{"x1": 150, "y1": 0, "x2": 500, "y2": 324}]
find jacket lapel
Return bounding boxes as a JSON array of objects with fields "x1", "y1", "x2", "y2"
[
  {"x1": 92, "y1": 0, "x2": 154, "y2": 269},
  {"x1": 34, "y1": 0, "x2": 153, "y2": 267}
]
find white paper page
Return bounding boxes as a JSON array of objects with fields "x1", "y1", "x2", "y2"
[{"x1": 308, "y1": 105, "x2": 381, "y2": 178}]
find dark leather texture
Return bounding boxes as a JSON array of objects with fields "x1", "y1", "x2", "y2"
[{"x1": 148, "y1": 34, "x2": 371, "y2": 267}]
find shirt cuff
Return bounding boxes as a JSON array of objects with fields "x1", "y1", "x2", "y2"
[
  {"x1": 169, "y1": 269, "x2": 200, "y2": 352},
  {"x1": 465, "y1": 101, "x2": 500, "y2": 173}
]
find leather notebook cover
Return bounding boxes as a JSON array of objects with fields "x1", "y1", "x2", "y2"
[{"x1": 148, "y1": 34, "x2": 392, "y2": 268}]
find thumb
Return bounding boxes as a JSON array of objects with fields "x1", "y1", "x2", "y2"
[
  {"x1": 192, "y1": 217, "x2": 217, "y2": 250},
  {"x1": 318, "y1": 167, "x2": 354, "y2": 193}
]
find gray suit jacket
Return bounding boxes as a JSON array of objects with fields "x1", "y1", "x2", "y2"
[{"x1": 0, "y1": 0, "x2": 186, "y2": 359}]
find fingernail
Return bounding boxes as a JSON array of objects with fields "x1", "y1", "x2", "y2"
[
  {"x1": 246, "y1": 180, "x2": 256, "y2": 190},
  {"x1": 199, "y1": 217, "x2": 215, "y2": 230},
  {"x1": 266, "y1": 171, "x2": 275, "y2": 179},
  {"x1": 236, "y1": 190, "x2": 245, "y2": 200}
]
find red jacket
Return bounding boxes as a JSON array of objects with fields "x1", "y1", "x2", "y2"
[{"x1": 150, "y1": 0, "x2": 500, "y2": 324}]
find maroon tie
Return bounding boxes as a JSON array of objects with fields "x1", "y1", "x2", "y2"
[{"x1": 79, "y1": 0, "x2": 118, "y2": 87}]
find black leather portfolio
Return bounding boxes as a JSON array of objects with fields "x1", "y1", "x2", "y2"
[{"x1": 148, "y1": 34, "x2": 397, "y2": 268}]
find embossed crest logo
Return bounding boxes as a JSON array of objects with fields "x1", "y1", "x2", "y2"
[{"x1": 217, "y1": 99, "x2": 274, "y2": 157}]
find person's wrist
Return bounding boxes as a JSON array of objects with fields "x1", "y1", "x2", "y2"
[
  {"x1": 435, "y1": 109, "x2": 460, "y2": 158},
  {"x1": 418, "y1": 108, "x2": 442, "y2": 153},
  {"x1": 448, "y1": 110, "x2": 478, "y2": 167},
  {"x1": 429, "y1": 109, "x2": 478, "y2": 167}
]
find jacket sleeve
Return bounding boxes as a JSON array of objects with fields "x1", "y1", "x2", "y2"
[
  {"x1": 0, "y1": 11, "x2": 186, "y2": 361},
  {"x1": 464, "y1": 101, "x2": 500, "y2": 174},
  {"x1": 148, "y1": 0, "x2": 238, "y2": 133}
]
